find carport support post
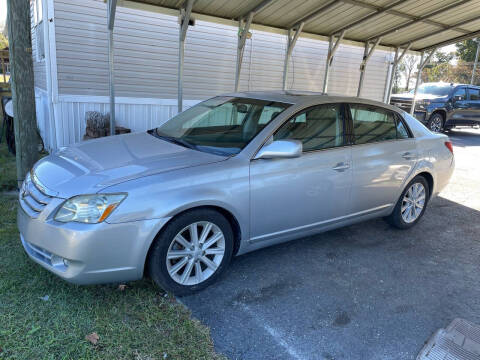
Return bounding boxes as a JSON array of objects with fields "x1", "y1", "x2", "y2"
[
  {"x1": 107, "y1": 0, "x2": 117, "y2": 136},
  {"x1": 234, "y1": 12, "x2": 254, "y2": 92},
  {"x1": 410, "y1": 49, "x2": 436, "y2": 115},
  {"x1": 282, "y1": 23, "x2": 304, "y2": 90},
  {"x1": 178, "y1": 0, "x2": 195, "y2": 113},
  {"x1": 322, "y1": 30, "x2": 345, "y2": 93},
  {"x1": 386, "y1": 43, "x2": 411, "y2": 104},
  {"x1": 471, "y1": 39, "x2": 480, "y2": 85},
  {"x1": 357, "y1": 37, "x2": 381, "y2": 97}
]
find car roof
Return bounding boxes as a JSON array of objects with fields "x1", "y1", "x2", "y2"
[
  {"x1": 420, "y1": 82, "x2": 480, "y2": 88},
  {"x1": 223, "y1": 90, "x2": 403, "y2": 113}
]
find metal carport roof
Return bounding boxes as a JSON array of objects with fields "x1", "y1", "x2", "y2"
[
  {"x1": 104, "y1": 0, "x2": 480, "y2": 132},
  {"x1": 117, "y1": 0, "x2": 480, "y2": 52}
]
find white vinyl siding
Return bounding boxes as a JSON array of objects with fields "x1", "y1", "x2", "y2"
[
  {"x1": 30, "y1": 0, "x2": 47, "y2": 90},
  {"x1": 53, "y1": 0, "x2": 390, "y2": 101}
]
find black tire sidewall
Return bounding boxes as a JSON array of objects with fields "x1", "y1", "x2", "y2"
[
  {"x1": 148, "y1": 209, "x2": 234, "y2": 296},
  {"x1": 390, "y1": 176, "x2": 430, "y2": 229}
]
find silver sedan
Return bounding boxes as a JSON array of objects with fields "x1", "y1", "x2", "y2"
[{"x1": 18, "y1": 91, "x2": 454, "y2": 295}]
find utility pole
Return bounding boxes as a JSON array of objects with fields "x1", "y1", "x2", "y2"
[
  {"x1": 7, "y1": 0, "x2": 39, "y2": 187},
  {"x1": 471, "y1": 38, "x2": 480, "y2": 85}
]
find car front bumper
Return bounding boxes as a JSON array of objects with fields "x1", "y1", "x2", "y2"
[{"x1": 17, "y1": 204, "x2": 167, "y2": 285}]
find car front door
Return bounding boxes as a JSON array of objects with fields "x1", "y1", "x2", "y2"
[
  {"x1": 450, "y1": 86, "x2": 470, "y2": 125},
  {"x1": 467, "y1": 87, "x2": 480, "y2": 125},
  {"x1": 249, "y1": 103, "x2": 352, "y2": 245},
  {"x1": 348, "y1": 103, "x2": 417, "y2": 214}
]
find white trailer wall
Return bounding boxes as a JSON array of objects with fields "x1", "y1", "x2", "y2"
[{"x1": 39, "y1": 0, "x2": 392, "y2": 147}]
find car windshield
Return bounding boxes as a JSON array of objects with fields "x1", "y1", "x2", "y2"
[
  {"x1": 151, "y1": 96, "x2": 291, "y2": 156},
  {"x1": 410, "y1": 84, "x2": 452, "y2": 96}
]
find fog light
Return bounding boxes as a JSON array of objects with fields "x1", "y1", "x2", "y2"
[{"x1": 51, "y1": 255, "x2": 64, "y2": 267}]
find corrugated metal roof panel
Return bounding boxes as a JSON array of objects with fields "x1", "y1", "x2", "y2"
[{"x1": 120, "y1": 0, "x2": 480, "y2": 51}]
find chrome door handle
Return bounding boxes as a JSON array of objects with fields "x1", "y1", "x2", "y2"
[
  {"x1": 332, "y1": 162, "x2": 350, "y2": 172},
  {"x1": 401, "y1": 152, "x2": 416, "y2": 160}
]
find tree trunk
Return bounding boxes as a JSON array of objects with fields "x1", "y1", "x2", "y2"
[
  {"x1": 7, "y1": 0, "x2": 39, "y2": 188},
  {"x1": 405, "y1": 70, "x2": 412, "y2": 91}
]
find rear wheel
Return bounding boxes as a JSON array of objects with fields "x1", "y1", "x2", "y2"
[
  {"x1": 148, "y1": 209, "x2": 234, "y2": 296},
  {"x1": 386, "y1": 175, "x2": 430, "y2": 229},
  {"x1": 427, "y1": 113, "x2": 444, "y2": 132}
]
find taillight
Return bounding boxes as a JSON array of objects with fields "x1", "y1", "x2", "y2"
[{"x1": 445, "y1": 141, "x2": 453, "y2": 154}]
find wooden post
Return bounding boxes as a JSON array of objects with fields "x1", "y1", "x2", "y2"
[{"x1": 7, "y1": 0, "x2": 39, "y2": 188}]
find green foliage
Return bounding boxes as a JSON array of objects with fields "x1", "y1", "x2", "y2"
[
  {"x1": 434, "y1": 51, "x2": 455, "y2": 64},
  {"x1": 456, "y1": 39, "x2": 479, "y2": 62},
  {"x1": 421, "y1": 49, "x2": 476, "y2": 84},
  {"x1": 0, "y1": 33, "x2": 7, "y2": 50},
  {"x1": 0, "y1": 141, "x2": 17, "y2": 191}
]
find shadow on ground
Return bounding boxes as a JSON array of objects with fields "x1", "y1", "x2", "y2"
[{"x1": 182, "y1": 129, "x2": 480, "y2": 360}]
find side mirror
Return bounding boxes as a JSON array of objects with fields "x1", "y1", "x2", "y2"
[
  {"x1": 254, "y1": 140, "x2": 302, "y2": 160},
  {"x1": 454, "y1": 95, "x2": 463, "y2": 102}
]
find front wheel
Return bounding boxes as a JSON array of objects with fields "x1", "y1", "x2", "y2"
[
  {"x1": 148, "y1": 209, "x2": 234, "y2": 296},
  {"x1": 386, "y1": 176, "x2": 430, "y2": 229},
  {"x1": 427, "y1": 113, "x2": 444, "y2": 132}
]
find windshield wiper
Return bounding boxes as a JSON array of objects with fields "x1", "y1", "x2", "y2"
[{"x1": 148, "y1": 130, "x2": 197, "y2": 150}]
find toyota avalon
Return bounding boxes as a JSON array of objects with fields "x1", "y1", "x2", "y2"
[{"x1": 18, "y1": 91, "x2": 455, "y2": 295}]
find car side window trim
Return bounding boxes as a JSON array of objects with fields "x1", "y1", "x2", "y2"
[
  {"x1": 468, "y1": 87, "x2": 480, "y2": 101},
  {"x1": 394, "y1": 113, "x2": 414, "y2": 139},
  {"x1": 271, "y1": 103, "x2": 348, "y2": 154}
]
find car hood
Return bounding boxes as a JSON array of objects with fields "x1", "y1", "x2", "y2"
[
  {"x1": 32, "y1": 132, "x2": 227, "y2": 198},
  {"x1": 391, "y1": 93, "x2": 448, "y2": 101}
]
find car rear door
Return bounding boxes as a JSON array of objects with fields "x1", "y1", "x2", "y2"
[
  {"x1": 467, "y1": 87, "x2": 480, "y2": 125},
  {"x1": 249, "y1": 103, "x2": 352, "y2": 245},
  {"x1": 348, "y1": 103, "x2": 417, "y2": 214}
]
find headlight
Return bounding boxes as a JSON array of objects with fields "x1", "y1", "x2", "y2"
[{"x1": 54, "y1": 194, "x2": 127, "y2": 223}]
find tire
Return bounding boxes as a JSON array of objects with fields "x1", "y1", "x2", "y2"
[
  {"x1": 427, "y1": 113, "x2": 444, "y2": 132},
  {"x1": 386, "y1": 175, "x2": 430, "y2": 229},
  {"x1": 147, "y1": 208, "x2": 234, "y2": 296}
]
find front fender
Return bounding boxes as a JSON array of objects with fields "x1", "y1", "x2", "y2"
[{"x1": 101, "y1": 159, "x2": 250, "y2": 243}]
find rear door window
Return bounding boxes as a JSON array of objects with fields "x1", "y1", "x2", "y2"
[
  {"x1": 468, "y1": 88, "x2": 480, "y2": 100},
  {"x1": 350, "y1": 104, "x2": 400, "y2": 144}
]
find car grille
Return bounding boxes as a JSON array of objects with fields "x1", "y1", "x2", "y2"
[
  {"x1": 390, "y1": 99, "x2": 412, "y2": 112},
  {"x1": 19, "y1": 174, "x2": 54, "y2": 218}
]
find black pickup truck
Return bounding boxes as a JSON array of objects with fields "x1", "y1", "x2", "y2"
[{"x1": 390, "y1": 82, "x2": 480, "y2": 132}]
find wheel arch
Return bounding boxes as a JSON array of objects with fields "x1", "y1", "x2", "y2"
[
  {"x1": 415, "y1": 171, "x2": 434, "y2": 199},
  {"x1": 143, "y1": 205, "x2": 243, "y2": 276},
  {"x1": 430, "y1": 109, "x2": 446, "y2": 124}
]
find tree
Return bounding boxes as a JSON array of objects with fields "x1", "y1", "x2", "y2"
[
  {"x1": 7, "y1": 0, "x2": 39, "y2": 186},
  {"x1": 393, "y1": 62, "x2": 404, "y2": 94},
  {"x1": 400, "y1": 55, "x2": 418, "y2": 91},
  {"x1": 422, "y1": 50, "x2": 455, "y2": 83},
  {"x1": 456, "y1": 39, "x2": 479, "y2": 62}
]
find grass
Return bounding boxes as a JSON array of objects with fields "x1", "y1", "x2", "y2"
[
  {"x1": 0, "y1": 143, "x2": 220, "y2": 360},
  {"x1": 0, "y1": 140, "x2": 17, "y2": 191}
]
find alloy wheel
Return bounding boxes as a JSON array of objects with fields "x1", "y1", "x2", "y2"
[
  {"x1": 401, "y1": 182, "x2": 426, "y2": 223},
  {"x1": 166, "y1": 221, "x2": 225, "y2": 286},
  {"x1": 429, "y1": 116, "x2": 442, "y2": 132}
]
